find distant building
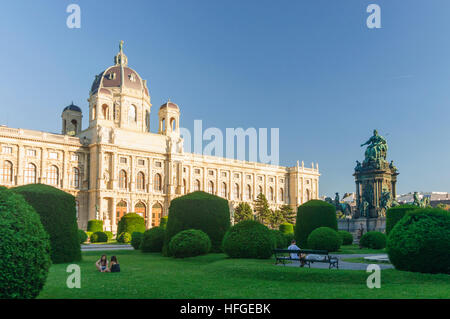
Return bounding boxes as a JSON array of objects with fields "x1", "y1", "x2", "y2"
[{"x1": 396, "y1": 192, "x2": 450, "y2": 207}]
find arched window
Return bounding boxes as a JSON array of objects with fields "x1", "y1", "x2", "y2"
[
  {"x1": 145, "y1": 111, "x2": 150, "y2": 131},
  {"x1": 170, "y1": 118, "x2": 176, "y2": 131},
  {"x1": 73, "y1": 167, "x2": 80, "y2": 188},
  {"x1": 208, "y1": 181, "x2": 214, "y2": 194},
  {"x1": 135, "y1": 202, "x2": 146, "y2": 221},
  {"x1": 269, "y1": 187, "x2": 274, "y2": 201},
  {"x1": 152, "y1": 203, "x2": 162, "y2": 227},
  {"x1": 128, "y1": 105, "x2": 137, "y2": 124},
  {"x1": 234, "y1": 183, "x2": 240, "y2": 200},
  {"x1": 305, "y1": 189, "x2": 310, "y2": 202},
  {"x1": 258, "y1": 185, "x2": 263, "y2": 196},
  {"x1": 1, "y1": 160, "x2": 13, "y2": 184},
  {"x1": 221, "y1": 182, "x2": 227, "y2": 198},
  {"x1": 48, "y1": 165, "x2": 59, "y2": 186},
  {"x1": 137, "y1": 172, "x2": 145, "y2": 191},
  {"x1": 246, "y1": 185, "x2": 252, "y2": 200},
  {"x1": 102, "y1": 104, "x2": 108, "y2": 119},
  {"x1": 119, "y1": 170, "x2": 127, "y2": 189},
  {"x1": 92, "y1": 105, "x2": 97, "y2": 120},
  {"x1": 24, "y1": 163, "x2": 36, "y2": 184},
  {"x1": 116, "y1": 201, "x2": 127, "y2": 223},
  {"x1": 154, "y1": 173, "x2": 162, "y2": 191},
  {"x1": 183, "y1": 179, "x2": 187, "y2": 194},
  {"x1": 194, "y1": 179, "x2": 201, "y2": 191}
]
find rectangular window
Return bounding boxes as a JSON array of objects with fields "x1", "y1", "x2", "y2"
[
  {"x1": 258, "y1": 176, "x2": 263, "y2": 181},
  {"x1": 71, "y1": 154, "x2": 79, "y2": 161},
  {"x1": 234, "y1": 173, "x2": 240, "y2": 179},
  {"x1": 155, "y1": 161, "x2": 162, "y2": 167},
  {"x1": 183, "y1": 167, "x2": 187, "y2": 173},
  {"x1": 120, "y1": 157, "x2": 127, "y2": 164},
  {"x1": 269, "y1": 177, "x2": 274, "y2": 182},
  {"x1": 209, "y1": 170, "x2": 214, "y2": 176},
  {"x1": 49, "y1": 152, "x2": 58, "y2": 160},
  {"x1": 27, "y1": 149, "x2": 36, "y2": 157},
  {"x1": 138, "y1": 159, "x2": 145, "y2": 166},
  {"x1": 195, "y1": 168, "x2": 200, "y2": 174},
  {"x1": 222, "y1": 172, "x2": 227, "y2": 178},
  {"x1": 2, "y1": 146, "x2": 12, "y2": 154},
  {"x1": 247, "y1": 175, "x2": 252, "y2": 180}
]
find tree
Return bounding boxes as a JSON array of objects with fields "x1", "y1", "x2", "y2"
[
  {"x1": 436, "y1": 203, "x2": 450, "y2": 211},
  {"x1": 268, "y1": 209, "x2": 285, "y2": 229},
  {"x1": 234, "y1": 202, "x2": 254, "y2": 224},
  {"x1": 254, "y1": 193, "x2": 271, "y2": 226},
  {"x1": 280, "y1": 205, "x2": 296, "y2": 224}
]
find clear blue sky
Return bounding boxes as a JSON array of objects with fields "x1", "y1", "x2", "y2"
[{"x1": 0, "y1": 0, "x2": 449, "y2": 197}]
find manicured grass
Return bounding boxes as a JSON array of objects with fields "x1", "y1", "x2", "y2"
[
  {"x1": 38, "y1": 250, "x2": 449, "y2": 299},
  {"x1": 341, "y1": 257, "x2": 391, "y2": 264},
  {"x1": 334, "y1": 244, "x2": 386, "y2": 255}
]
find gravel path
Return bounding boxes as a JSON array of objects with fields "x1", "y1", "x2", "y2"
[
  {"x1": 278, "y1": 253, "x2": 394, "y2": 270},
  {"x1": 81, "y1": 244, "x2": 133, "y2": 251}
]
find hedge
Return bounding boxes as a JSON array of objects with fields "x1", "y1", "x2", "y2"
[
  {"x1": 164, "y1": 191, "x2": 230, "y2": 254},
  {"x1": 222, "y1": 220, "x2": 275, "y2": 259},
  {"x1": 168, "y1": 229, "x2": 211, "y2": 258},
  {"x1": 87, "y1": 220, "x2": 103, "y2": 233},
  {"x1": 387, "y1": 208, "x2": 450, "y2": 274},
  {"x1": 78, "y1": 229, "x2": 88, "y2": 244},
  {"x1": 160, "y1": 216, "x2": 168, "y2": 229},
  {"x1": 140, "y1": 227, "x2": 165, "y2": 252},
  {"x1": 271, "y1": 230, "x2": 287, "y2": 248},
  {"x1": 131, "y1": 232, "x2": 144, "y2": 250},
  {"x1": 0, "y1": 187, "x2": 51, "y2": 299},
  {"x1": 279, "y1": 222, "x2": 294, "y2": 234},
  {"x1": 90, "y1": 231, "x2": 108, "y2": 243},
  {"x1": 307, "y1": 227, "x2": 341, "y2": 252},
  {"x1": 295, "y1": 200, "x2": 337, "y2": 247},
  {"x1": 385, "y1": 204, "x2": 417, "y2": 235},
  {"x1": 104, "y1": 231, "x2": 114, "y2": 242},
  {"x1": 117, "y1": 213, "x2": 145, "y2": 236},
  {"x1": 117, "y1": 232, "x2": 132, "y2": 244},
  {"x1": 338, "y1": 230, "x2": 353, "y2": 245},
  {"x1": 360, "y1": 231, "x2": 386, "y2": 249},
  {"x1": 13, "y1": 184, "x2": 81, "y2": 263}
]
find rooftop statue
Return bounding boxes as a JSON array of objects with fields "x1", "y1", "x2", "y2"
[{"x1": 360, "y1": 129, "x2": 388, "y2": 164}]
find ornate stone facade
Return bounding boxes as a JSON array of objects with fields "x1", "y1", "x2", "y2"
[{"x1": 0, "y1": 43, "x2": 320, "y2": 233}]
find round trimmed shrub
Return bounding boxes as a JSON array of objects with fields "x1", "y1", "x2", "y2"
[
  {"x1": 90, "y1": 231, "x2": 108, "y2": 243},
  {"x1": 104, "y1": 231, "x2": 114, "y2": 242},
  {"x1": 159, "y1": 216, "x2": 168, "y2": 229},
  {"x1": 295, "y1": 200, "x2": 337, "y2": 247},
  {"x1": 78, "y1": 229, "x2": 88, "y2": 244},
  {"x1": 0, "y1": 187, "x2": 51, "y2": 299},
  {"x1": 386, "y1": 204, "x2": 417, "y2": 235},
  {"x1": 85, "y1": 232, "x2": 93, "y2": 242},
  {"x1": 338, "y1": 230, "x2": 353, "y2": 245},
  {"x1": 387, "y1": 208, "x2": 450, "y2": 274},
  {"x1": 164, "y1": 191, "x2": 230, "y2": 254},
  {"x1": 271, "y1": 230, "x2": 287, "y2": 248},
  {"x1": 117, "y1": 213, "x2": 145, "y2": 236},
  {"x1": 117, "y1": 232, "x2": 132, "y2": 243},
  {"x1": 140, "y1": 227, "x2": 165, "y2": 252},
  {"x1": 131, "y1": 232, "x2": 144, "y2": 250},
  {"x1": 87, "y1": 220, "x2": 103, "y2": 233},
  {"x1": 307, "y1": 227, "x2": 341, "y2": 252},
  {"x1": 13, "y1": 184, "x2": 81, "y2": 263},
  {"x1": 222, "y1": 220, "x2": 275, "y2": 259},
  {"x1": 169, "y1": 229, "x2": 211, "y2": 258},
  {"x1": 360, "y1": 231, "x2": 386, "y2": 249},
  {"x1": 279, "y1": 222, "x2": 294, "y2": 234}
]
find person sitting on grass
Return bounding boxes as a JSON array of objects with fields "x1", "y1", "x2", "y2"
[
  {"x1": 108, "y1": 256, "x2": 120, "y2": 273},
  {"x1": 288, "y1": 240, "x2": 306, "y2": 267},
  {"x1": 95, "y1": 254, "x2": 108, "y2": 272}
]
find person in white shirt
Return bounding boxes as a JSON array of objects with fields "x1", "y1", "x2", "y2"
[{"x1": 288, "y1": 240, "x2": 306, "y2": 267}]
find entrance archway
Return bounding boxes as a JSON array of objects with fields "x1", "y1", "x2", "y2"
[
  {"x1": 116, "y1": 200, "x2": 127, "y2": 225},
  {"x1": 151, "y1": 203, "x2": 162, "y2": 227}
]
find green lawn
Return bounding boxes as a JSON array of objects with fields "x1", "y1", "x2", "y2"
[{"x1": 38, "y1": 250, "x2": 449, "y2": 299}]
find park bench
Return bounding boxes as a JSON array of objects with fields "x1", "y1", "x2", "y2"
[{"x1": 273, "y1": 249, "x2": 339, "y2": 269}]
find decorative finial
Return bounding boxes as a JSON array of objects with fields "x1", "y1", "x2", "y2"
[
  {"x1": 119, "y1": 40, "x2": 124, "y2": 53},
  {"x1": 168, "y1": 97, "x2": 171, "y2": 102}
]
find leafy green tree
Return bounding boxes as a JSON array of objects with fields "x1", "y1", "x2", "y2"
[
  {"x1": 254, "y1": 193, "x2": 271, "y2": 226},
  {"x1": 436, "y1": 203, "x2": 450, "y2": 211},
  {"x1": 234, "y1": 202, "x2": 254, "y2": 224},
  {"x1": 268, "y1": 209, "x2": 285, "y2": 229},
  {"x1": 280, "y1": 205, "x2": 296, "y2": 224}
]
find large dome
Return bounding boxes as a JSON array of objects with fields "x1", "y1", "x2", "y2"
[{"x1": 90, "y1": 41, "x2": 149, "y2": 97}]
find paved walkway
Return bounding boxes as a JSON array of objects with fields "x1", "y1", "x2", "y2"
[
  {"x1": 81, "y1": 244, "x2": 133, "y2": 251},
  {"x1": 279, "y1": 254, "x2": 394, "y2": 270}
]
